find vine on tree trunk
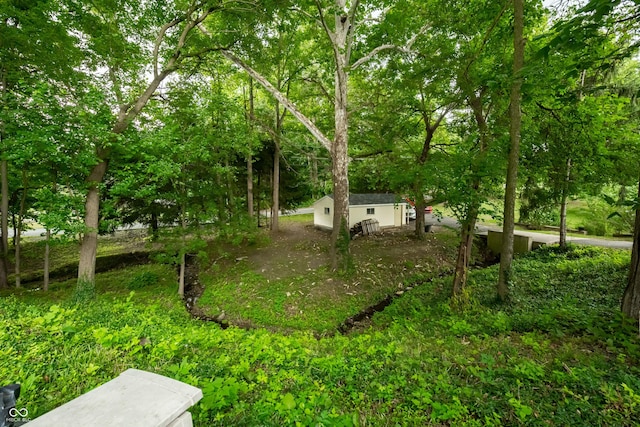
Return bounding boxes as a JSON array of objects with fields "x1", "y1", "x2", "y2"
[{"x1": 336, "y1": 217, "x2": 354, "y2": 275}]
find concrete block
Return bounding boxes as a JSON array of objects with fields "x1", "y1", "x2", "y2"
[
  {"x1": 487, "y1": 230, "x2": 502, "y2": 254},
  {"x1": 487, "y1": 230, "x2": 532, "y2": 254},
  {"x1": 27, "y1": 369, "x2": 202, "y2": 427},
  {"x1": 513, "y1": 234, "x2": 532, "y2": 254},
  {"x1": 168, "y1": 412, "x2": 194, "y2": 427}
]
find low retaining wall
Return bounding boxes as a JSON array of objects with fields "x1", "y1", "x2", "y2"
[{"x1": 487, "y1": 230, "x2": 533, "y2": 255}]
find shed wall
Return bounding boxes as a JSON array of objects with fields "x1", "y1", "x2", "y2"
[{"x1": 313, "y1": 197, "x2": 334, "y2": 230}]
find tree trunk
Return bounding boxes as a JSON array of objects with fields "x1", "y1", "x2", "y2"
[
  {"x1": 43, "y1": 179, "x2": 57, "y2": 291},
  {"x1": 1, "y1": 159, "x2": 7, "y2": 253},
  {"x1": 559, "y1": 190, "x2": 568, "y2": 247},
  {"x1": 330, "y1": 71, "x2": 350, "y2": 271},
  {"x1": 150, "y1": 210, "x2": 159, "y2": 241},
  {"x1": 329, "y1": 3, "x2": 352, "y2": 272},
  {"x1": 11, "y1": 212, "x2": 17, "y2": 248},
  {"x1": 272, "y1": 101, "x2": 282, "y2": 233},
  {"x1": 451, "y1": 93, "x2": 489, "y2": 296},
  {"x1": 44, "y1": 228, "x2": 50, "y2": 291},
  {"x1": 330, "y1": 148, "x2": 350, "y2": 271},
  {"x1": 257, "y1": 172, "x2": 262, "y2": 228},
  {"x1": 621, "y1": 180, "x2": 640, "y2": 320},
  {"x1": 76, "y1": 159, "x2": 108, "y2": 298},
  {"x1": 0, "y1": 158, "x2": 8, "y2": 287},
  {"x1": 225, "y1": 159, "x2": 235, "y2": 215},
  {"x1": 413, "y1": 117, "x2": 440, "y2": 240},
  {"x1": 14, "y1": 173, "x2": 27, "y2": 288},
  {"x1": 178, "y1": 206, "x2": 187, "y2": 297},
  {"x1": 497, "y1": 0, "x2": 525, "y2": 302},
  {"x1": 452, "y1": 211, "x2": 478, "y2": 297},
  {"x1": 247, "y1": 154, "x2": 254, "y2": 217},
  {"x1": 247, "y1": 78, "x2": 255, "y2": 217},
  {"x1": 414, "y1": 195, "x2": 426, "y2": 240},
  {"x1": 178, "y1": 252, "x2": 186, "y2": 297},
  {"x1": 559, "y1": 158, "x2": 572, "y2": 247},
  {"x1": 0, "y1": 67, "x2": 8, "y2": 289},
  {"x1": 14, "y1": 232, "x2": 21, "y2": 288},
  {"x1": 272, "y1": 140, "x2": 280, "y2": 233}
]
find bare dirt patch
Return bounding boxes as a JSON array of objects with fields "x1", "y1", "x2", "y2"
[
  {"x1": 244, "y1": 221, "x2": 457, "y2": 281},
  {"x1": 196, "y1": 218, "x2": 460, "y2": 333},
  {"x1": 247, "y1": 221, "x2": 331, "y2": 280}
]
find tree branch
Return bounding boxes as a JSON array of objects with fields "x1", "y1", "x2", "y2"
[
  {"x1": 302, "y1": 77, "x2": 333, "y2": 104},
  {"x1": 615, "y1": 11, "x2": 640, "y2": 24},
  {"x1": 220, "y1": 49, "x2": 333, "y2": 152},
  {"x1": 463, "y1": 0, "x2": 509, "y2": 79},
  {"x1": 153, "y1": 16, "x2": 185, "y2": 78},
  {"x1": 118, "y1": 4, "x2": 216, "y2": 127},
  {"x1": 314, "y1": 0, "x2": 336, "y2": 46},
  {"x1": 290, "y1": 6, "x2": 324, "y2": 28},
  {"x1": 107, "y1": 66, "x2": 125, "y2": 105},
  {"x1": 351, "y1": 44, "x2": 395, "y2": 70},
  {"x1": 345, "y1": 0, "x2": 361, "y2": 64},
  {"x1": 352, "y1": 148, "x2": 392, "y2": 159},
  {"x1": 350, "y1": 24, "x2": 428, "y2": 70},
  {"x1": 536, "y1": 101, "x2": 564, "y2": 124}
]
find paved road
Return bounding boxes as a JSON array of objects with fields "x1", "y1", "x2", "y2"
[
  {"x1": 431, "y1": 216, "x2": 633, "y2": 250},
  {"x1": 10, "y1": 209, "x2": 316, "y2": 239}
]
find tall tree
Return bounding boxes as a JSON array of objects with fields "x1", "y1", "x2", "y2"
[
  {"x1": 245, "y1": 78, "x2": 256, "y2": 218},
  {"x1": 622, "y1": 181, "x2": 640, "y2": 319},
  {"x1": 217, "y1": 0, "x2": 426, "y2": 270},
  {"x1": 66, "y1": 0, "x2": 231, "y2": 298},
  {"x1": 497, "y1": 0, "x2": 526, "y2": 301},
  {"x1": 429, "y1": 0, "x2": 516, "y2": 297}
]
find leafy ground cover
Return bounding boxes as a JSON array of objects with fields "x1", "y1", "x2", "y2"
[{"x1": 1, "y1": 220, "x2": 639, "y2": 426}]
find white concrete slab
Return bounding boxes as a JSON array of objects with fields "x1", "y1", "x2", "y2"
[{"x1": 26, "y1": 369, "x2": 202, "y2": 427}]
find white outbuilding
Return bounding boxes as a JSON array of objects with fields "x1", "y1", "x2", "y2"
[{"x1": 313, "y1": 194, "x2": 410, "y2": 230}]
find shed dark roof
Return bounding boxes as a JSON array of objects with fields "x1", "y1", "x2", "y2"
[{"x1": 327, "y1": 193, "x2": 399, "y2": 206}]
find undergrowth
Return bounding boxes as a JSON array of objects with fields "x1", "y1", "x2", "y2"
[{"x1": 1, "y1": 245, "x2": 639, "y2": 426}]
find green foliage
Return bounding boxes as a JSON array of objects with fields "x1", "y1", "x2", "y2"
[
  {"x1": 3, "y1": 0, "x2": 640, "y2": 424},
  {"x1": 519, "y1": 182, "x2": 560, "y2": 226},
  {"x1": 3, "y1": 243, "x2": 639, "y2": 426},
  {"x1": 125, "y1": 271, "x2": 159, "y2": 290},
  {"x1": 603, "y1": 190, "x2": 637, "y2": 235},
  {"x1": 214, "y1": 213, "x2": 265, "y2": 246},
  {"x1": 573, "y1": 191, "x2": 636, "y2": 236}
]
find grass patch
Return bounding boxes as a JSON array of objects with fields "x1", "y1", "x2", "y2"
[
  {"x1": 280, "y1": 213, "x2": 314, "y2": 223},
  {"x1": 565, "y1": 200, "x2": 591, "y2": 230}
]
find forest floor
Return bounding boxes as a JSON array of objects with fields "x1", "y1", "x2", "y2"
[{"x1": 195, "y1": 216, "x2": 462, "y2": 334}]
